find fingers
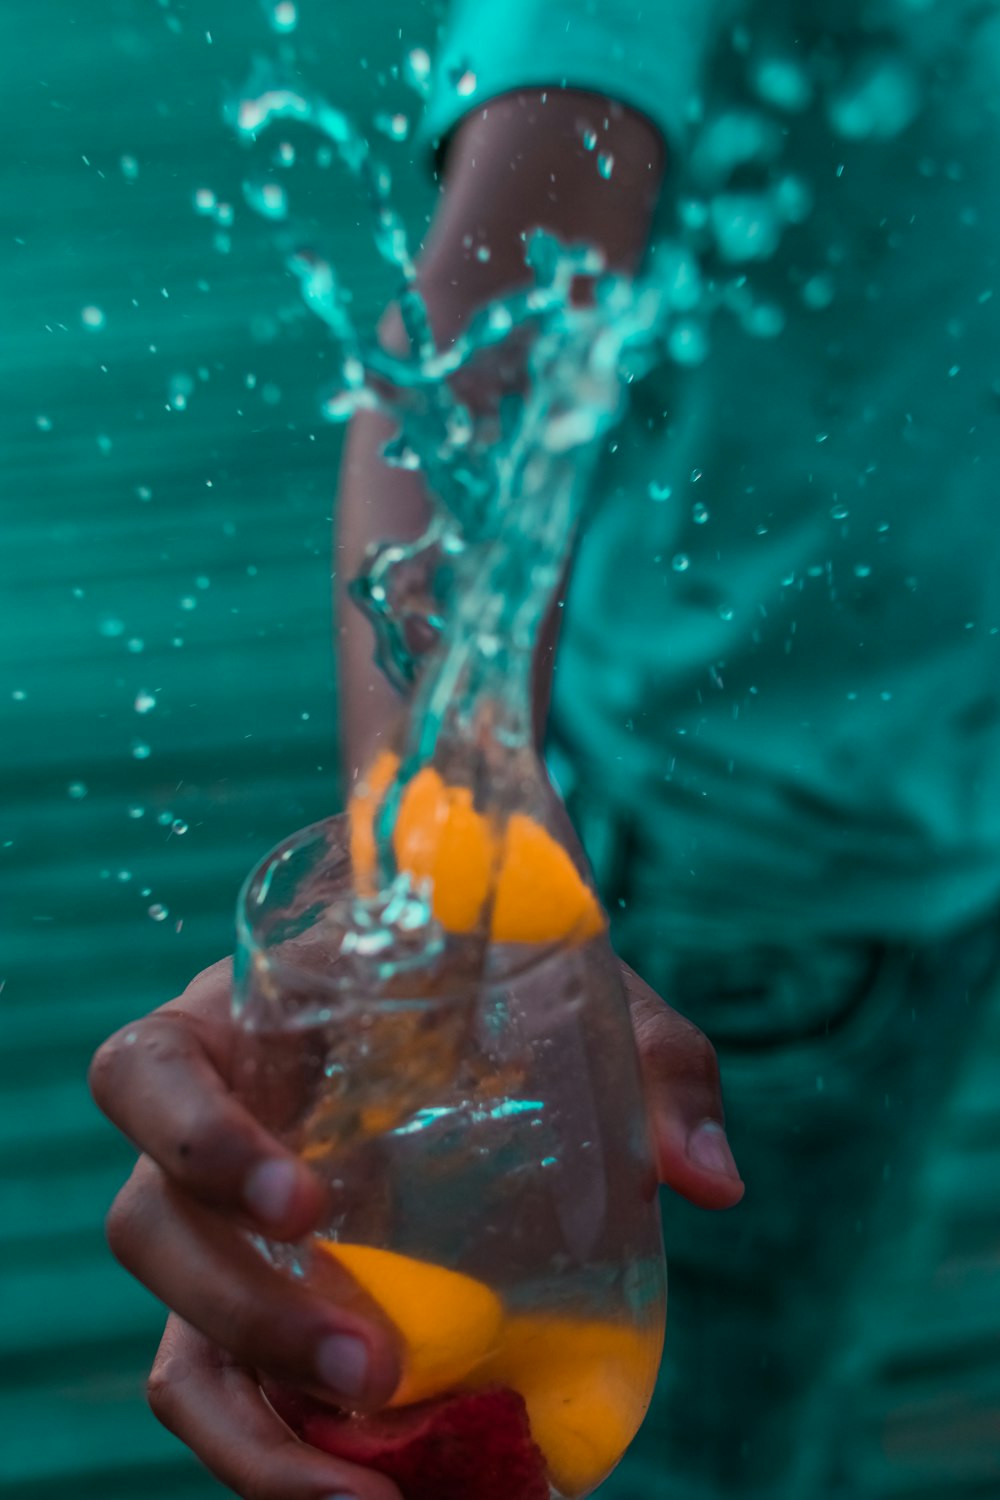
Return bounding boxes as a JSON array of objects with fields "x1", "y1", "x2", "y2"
[
  {"x1": 621, "y1": 962, "x2": 745, "y2": 1211},
  {"x1": 89, "y1": 1005, "x2": 326, "y2": 1242},
  {"x1": 148, "y1": 1316, "x2": 403, "y2": 1500},
  {"x1": 106, "y1": 1157, "x2": 401, "y2": 1411}
]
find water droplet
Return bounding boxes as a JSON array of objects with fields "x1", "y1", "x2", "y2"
[
  {"x1": 131, "y1": 740, "x2": 151, "y2": 760},
  {"x1": 193, "y1": 187, "x2": 217, "y2": 216},
  {"x1": 128, "y1": 805, "x2": 145, "y2": 819},
  {"x1": 275, "y1": 140, "x2": 295, "y2": 166},
  {"x1": 179, "y1": 596, "x2": 197, "y2": 611},
  {"x1": 36, "y1": 415, "x2": 53, "y2": 432},
  {"x1": 692, "y1": 502, "x2": 710, "y2": 524},
  {"x1": 81, "y1": 305, "x2": 106, "y2": 330},
  {"x1": 67, "y1": 782, "x2": 88, "y2": 800},
  {"x1": 447, "y1": 62, "x2": 476, "y2": 97},
  {"x1": 12, "y1": 690, "x2": 26, "y2": 702},
  {"x1": 690, "y1": 468, "x2": 704, "y2": 483},
  {"x1": 648, "y1": 481, "x2": 672, "y2": 502},
  {"x1": 99, "y1": 617, "x2": 125, "y2": 638},
  {"x1": 751, "y1": 56, "x2": 814, "y2": 113},
  {"x1": 831, "y1": 503, "x2": 849, "y2": 520},
  {"x1": 168, "y1": 372, "x2": 194, "y2": 411},
  {"x1": 171, "y1": 819, "x2": 189, "y2": 836},
  {"x1": 126, "y1": 637, "x2": 145, "y2": 654},
  {"x1": 97, "y1": 434, "x2": 113, "y2": 456},
  {"x1": 475, "y1": 244, "x2": 491, "y2": 263},
  {"x1": 242, "y1": 178, "x2": 289, "y2": 221},
  {"x1": 672, "y1": 553, "x2": 691, "y2": 572},
  {"x1": 404, "y1": 47, "x2": 432, "y2": 96},
  {"x1": 120, "y1": 155, "x2": 140, "y2": 180},
  {"x1": 265, "y1": 0, "x2": 297, "y2": 34},
  {"x1": 261, "y1": 382, "x2": 282, "y2": 405},
  {"x1": 597, "y1": 152, "x2": 615, "y2": 180},
  {"x1": 802, "y1": 273, "x2": 835, "y2": 310},
  {"x1": 136, "y1": 485, "x2": 152, "y2": 501},
  {"x1": 743, "y1": 302, "x2": 786, "y2": 339},
  {"x1": 581, "y1": 128, "x2": 598, "y2": 151},
  {"x1": 668, "y1": 320, "x2": 708, "y2": 366},
  {"x1": 148, "y1": 903, "x2": 169, "y2": 922},
  {"x1": 134, "y1": 690, "x2": 156, "y2": 714},
  {"x1": 117, "y1": 869, "x2": 133, "y2": 883},
  {"x1": 854, "y1": 563, "x2": 872, "y2": 578},
  {"x1": 719, "y1": 605, "x2": 734, "y2": 621},
  {"x1": 374, "y1": 112, "x2": 410, "y2": 142}
]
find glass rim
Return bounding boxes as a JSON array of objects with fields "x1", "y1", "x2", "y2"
[{"x1": 235, "y1": 812, "x2": 577, "y2": 1005}]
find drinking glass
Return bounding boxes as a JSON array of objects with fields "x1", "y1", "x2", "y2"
[{"x1": 231, "y1": 813, "x2": 666, "y2": 1500}]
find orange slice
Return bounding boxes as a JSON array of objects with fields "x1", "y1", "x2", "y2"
[
  {"x1": 349, "y1": 749, "x2": 400, "y2": 898},
  {"x1": 492, "y1": 814, "x2": 604, "y2": 945},
  {"x1": 470, "y1": 1313, "x2": 661, "y2": 1497},
  {"x1": 348, "y1": 754, "x2": 606, "y2": 945},
  {"x1": 314, "y1": 1241, "x2": 504, "y2": 1407}
]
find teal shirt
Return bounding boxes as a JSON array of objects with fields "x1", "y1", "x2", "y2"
[{"x1": 423, "y1": 1, "x2": 1000, "y2": 944}]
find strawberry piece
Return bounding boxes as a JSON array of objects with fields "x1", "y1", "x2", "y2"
[{"x1": 270, "y1": 1383, "x2": 550, "y2": 1500}]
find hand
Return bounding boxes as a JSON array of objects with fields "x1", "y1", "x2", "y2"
[{"x1": 90, "y1": 957, "x2": 741, "y2": 1500}]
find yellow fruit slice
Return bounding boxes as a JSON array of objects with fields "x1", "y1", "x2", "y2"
[
  {"x1": 393, "y1": 768, "x2": 496, "y2": 934},
  {"x1": 491, "y1": 814, "x2": 605, "y2": 945},
  {"x1": 348, "y1": 750, "x2": 401, "y2": 898},
  {"x1": 470, "y1": 1313, "x2": 661, "y2": 1497},
  {"x1": 348, "y1": 754, "x2": 606, "y2": 945},
  {"x1": 314, "y1": 1241, "x2": 504, "y2": 1407}
]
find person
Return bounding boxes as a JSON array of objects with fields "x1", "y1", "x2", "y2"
[{"x1": 91, "y1": 1, "x2": 1000, "y2": 1496}]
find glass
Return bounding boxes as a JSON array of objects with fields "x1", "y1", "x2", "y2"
[{"x1": 232, "y1": 814, "x2": 666, "y2": 1500}]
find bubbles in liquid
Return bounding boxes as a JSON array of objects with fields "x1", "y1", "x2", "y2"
[
  {"x1": 134, "y1": 690, "x2": 156, "y2": 714},
  {"x1": 67, "y1": 782, "x2": 88, "y2": 800},
  {"x1": 131, "y1": 741, "x2": 151, "y2": 760},
  {"x1": 597, "y1": 153, "x2": 615, "y2": 180},
  {"x1": 243, "y1": 178, "x2": 289, "y2": 220},
  {"x1": 264, "y1": 0, "x2": 297, "y2": 34},
  {"x1": 81, "y1": 305, "x2": 106, "y2": 330},
  {"x1": 148, "y1": 903, "x2": 169, "y2": 922}
]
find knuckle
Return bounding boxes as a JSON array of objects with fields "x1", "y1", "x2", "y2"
[
  {"x1": 145, "y1": 1358, "x2": 180, "y2": 1424},
  {"x1": 104, "y1": 1165, "x2": 157, "y2": 1266}
]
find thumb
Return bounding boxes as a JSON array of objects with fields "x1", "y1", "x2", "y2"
[{"x1": 621, "y1": 961, "x2": 745, "y2": 1211}]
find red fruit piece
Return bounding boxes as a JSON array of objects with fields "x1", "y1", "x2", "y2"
[{"x1": 270, "y1": 1383, "x2": 550, "y2": 1500}]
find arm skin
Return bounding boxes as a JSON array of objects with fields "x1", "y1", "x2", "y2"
[{"x1": 336, "y1": 89, "x2": 666, "y2": 786}]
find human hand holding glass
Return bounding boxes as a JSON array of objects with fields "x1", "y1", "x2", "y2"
[{"x1": 89, "y1": 817, "x2": 742, "y2": 1500}]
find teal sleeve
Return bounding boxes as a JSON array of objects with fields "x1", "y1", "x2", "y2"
[{"x1": 419, "y1": 0, "x2": 723, "y2": 157}]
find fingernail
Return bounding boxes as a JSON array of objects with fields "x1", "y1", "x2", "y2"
[
  {"x1": 244, "y1": 1159, "x2": 299, "y2": 1224},
  {"x1": 317, "y1": 1332, "x2": 369, "y2": 1399},
  {"x1": 687, "y1": 1120, "x2": 741, "y2": 1181}
]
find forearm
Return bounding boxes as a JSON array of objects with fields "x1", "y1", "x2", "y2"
[{"x1": 335, "y1": 91, "x2": 665, "y2": 789}]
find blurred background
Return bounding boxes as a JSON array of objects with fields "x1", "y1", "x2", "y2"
[{"x1": 1, "y1": 1, "x2": 998, "y2": 1497}]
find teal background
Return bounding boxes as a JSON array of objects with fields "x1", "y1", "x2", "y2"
[{"x1": 2, "y1": 2, "x2": 999, "y2": 1498}]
